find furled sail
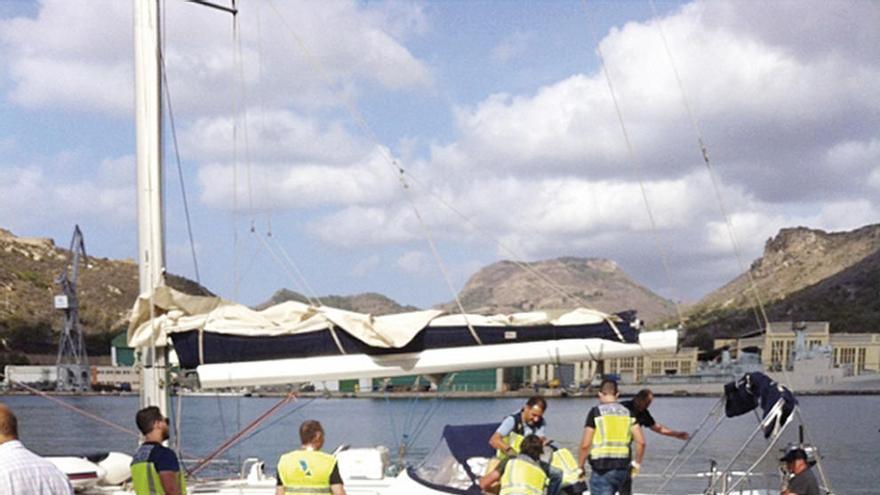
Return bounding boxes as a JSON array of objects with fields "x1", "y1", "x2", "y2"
[{"x1": 128, "y1": 286, "x2": 677, "y2": 387}]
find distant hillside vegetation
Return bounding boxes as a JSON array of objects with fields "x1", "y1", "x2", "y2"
[
  {"x1": 0, "y1": 228, "x2": 211, "y2": 366},
  {"x1": 685, "y1": 224, "x2": 880, "y2": 345},
  {"x1": 258, "y1": 288, "x2": 419, "y2": 315},
  {"x1": 439, "y1": 257, "x2": 678, "y2": 325}
]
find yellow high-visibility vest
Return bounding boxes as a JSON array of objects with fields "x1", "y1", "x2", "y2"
[
  {"x1": 550, "y1": 447, "x2": 581, "y2": 485},
  {"x1": 277, "y1": 449, "x2": 337, "y2": 495},
  {"x1": 500, "y1": 457, "x2": 548, "y2": 495},
  {"x1": 130, "y1": 444, "x2": 187, "y2": 495},
  {"x1": 590, "y1": 404, "x2": 634, "y2": 461}
]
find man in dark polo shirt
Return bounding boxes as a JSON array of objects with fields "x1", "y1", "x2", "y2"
[
  {"x1": 621, "y1": 389, "x2": 689, "y2": 441},
  {"x1": 781, "y1": 448, "x2": 822, "y2": 495}
]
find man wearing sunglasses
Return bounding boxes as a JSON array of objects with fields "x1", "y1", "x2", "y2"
[{"x1": 131, "y1": 406, "x2": 185, "y2": 495}]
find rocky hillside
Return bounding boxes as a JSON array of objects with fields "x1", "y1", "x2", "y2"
[
  {"x1": 258, "y1": 288, "x2": 418, "y2": 315},
  {"x1": 439, "y1": 257, "x2": 679, "y2": 325},
  {"x1": 0, "y1": 228, "x2": 211, "y2": 360},
  {"x1": 685, "y1": 224, "x2": 880, "y2": 341}
]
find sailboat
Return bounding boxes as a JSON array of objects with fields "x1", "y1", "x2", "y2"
[
  {"x1": 99, "y1": 0, "x2": 677, "y2": 493},
  {"x1": 65, "y1": 1, "x2": 833, "y2": 494}
]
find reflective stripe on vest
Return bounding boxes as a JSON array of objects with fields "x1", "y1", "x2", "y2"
[
  {"x1": 130, "y1": 444, "x2": 186, "y2": 495},
  {"x1": 500, "y1": 457, "x2": 548, "y2": 495},
  {"x1": 496, "y1": 411, "x2": 541, "y2": 459},
  {"x1": 550, "y1": 447, "x2": 581, "y2": 485},
  {"x1": 277, "y1": 449, "x2": 336, "y2": 495},
  {"x1": 590, "y1": 404, "x2": 633, "y2": 460}
]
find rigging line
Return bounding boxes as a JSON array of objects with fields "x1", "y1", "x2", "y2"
[
  {"x1": 252, "y1": 230, "x2": 319, "y2": 306},
  {"x1": 252, "y1": 1, "x2": 274, "y2": 233},
  {"x1": 233, "y1": 233, "x2": 267, "y2": 292},
  {"x1": 723, "y1": 411, "x2": 796, "y2": 494},
  {"x1": 654, "y1": 409, "x2": 727, "y2": 493},
  {"x1": 264, "y1": 0, "x2": 626, "y2": 343},
  {"x1": 159, "y1": 52, "x2": 201, "y2": 284},
  {"x1": 394, "y1": 171, "x2": 626, "y2": 341},
  {"x1": 262, "y1": 0, "x2": 484, "y2": 345},
  {"x1": 188, "y1": 392, "x2": 296, "y2": 476},
  {"x1": 707, "y1": 398, "x2": 785, "y2": 494},
  {"x1": 647, "y1": 0, "x2": 770, "y2": 333},
  {"x1": 269, "y1": 233, "x2": 324, "y2": 307},
  {"x1": 9, "y1": 379, "x2": 140, "y2": 438},
  {"x1": 793, "y1": 409, "x2": 834, "y2": 495},
  {"x1": 233, "y1": 7, "x2": 256, "y2": 227},
  {"x1": 653, "y1": 396, "x2": 724, "y2": 481},
  {"x1": 580, "y1": 0, "x2": 685, "y2": 331},
  {"x1": 400, "y1": 178, "x2": 482, "y2": 345},
  {"x1": 238, "y1": 396, "x2": 318, "y2": 443}
]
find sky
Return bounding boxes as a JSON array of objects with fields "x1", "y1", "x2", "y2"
[{"x1": 0, "y1": 0, "x2": 878, "y2": 310}]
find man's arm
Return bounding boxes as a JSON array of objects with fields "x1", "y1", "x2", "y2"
[
  {"x1": 479, "y1": 468, "x2": 502, "y2": 491},
  {"x1": 631, "y1": 424, "x2": 645, "y2": 466},
  {"x1": 650, "y1": 423, "x2": 689, "y2": 440},
  {"x1": 158, "y1": 471, "x2": 182, "y2": 495},
  {"x1": 330, "y1": 483, "x2": 346, "y2": 495},
  {"x1": 577, "y1": 426, "x2": 594, "y2": 471},
  {"x1": 276, "y1": 486, "x2": 285, "y2": 495},
  {"x1": 489, "y1": 431, "x2": 514, "y2": 455}
]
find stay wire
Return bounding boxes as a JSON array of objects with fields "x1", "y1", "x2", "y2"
[
  {"x1": 261, "y1": 0, "x2": 634, "y2": 345},
  {"x1": 159, "y1": 52, "x2": 201, "y2": 284},
  {"x1": 269, "y1": 233, "x2": 325, "y2": 307},
  {"x1": 580, "y1": 0, "x2": 686, "y2": 332},
  {"x1": 647, "y1": 0, "x2": 770, "y2": 333},
  {"x1": 653, "y1": 396, "x2": 726, "y2": 494},
  {"x1": 252, "y1": 230, "x2": 320, "y2": 306},
  {"x1": 264, "y1": 0, "x2": 484, "y2": 344}
]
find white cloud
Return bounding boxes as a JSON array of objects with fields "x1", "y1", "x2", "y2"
[
  {"x1": 197, "y1": 146, "x2": 401, "y2": 210},
  {"x1": 0, "y1": 0, "x2": 432, "y2": 117},
  {"x1": 0, "y1": 155, "x2": 134, "y2": 231},
  {"x1": 491, "y1": 31, "x2": 534, "y2": 64},
  {"x1": 182, "y1": 110, "x2": 371, "y2": 165},
  {"x1": 352, "y1": 254, "x2": 381, "y2": 277},
  {"x1": 396, "y1": 250, "x2": 430, "y2": 275}
]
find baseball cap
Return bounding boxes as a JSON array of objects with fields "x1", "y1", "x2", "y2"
[{"x1": 780, "y1": 448, "x2": 808, "y2": 462}]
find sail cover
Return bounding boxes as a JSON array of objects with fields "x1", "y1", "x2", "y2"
[
  {"x1": 724, "y1": 372, "x2": 798, "y2": 438},
  {"x1": 407, "y1": 423, "x2": 498, "y2": 494},
  {"x1": 128, "y1": 286, "x2": 637, "y2": 369}
]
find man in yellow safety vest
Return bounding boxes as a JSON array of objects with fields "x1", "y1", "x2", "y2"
[
  {"x1": 480, "y1": 434, "x2": 549, "y2": 495},
  {"x1": 130, "y1": 406, "x2": 185, "y2": 495},
  {"x1": 577, "y1": 379, "x2": 644, "y2": 495},
  {"x1": 275, "y1": 420, "x2": 346, "y2": 495}
]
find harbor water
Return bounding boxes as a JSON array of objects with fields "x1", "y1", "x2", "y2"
[{"x1": 2, "y1": 394, "x2": 877, "y2": 493}]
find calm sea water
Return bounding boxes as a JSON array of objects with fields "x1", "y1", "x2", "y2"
[{"x1": 2, "y1": 394, "x2": 877, "y2": 493}]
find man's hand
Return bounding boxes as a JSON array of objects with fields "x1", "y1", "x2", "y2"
[
  {"x1": 630, "y1": 461, "x2": 640, "y2": 478},
  {"x1": 673, "y1": 431, "x2": 689, "y2": 441}
]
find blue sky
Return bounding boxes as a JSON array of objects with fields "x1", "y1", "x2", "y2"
[{"x1": 1, "y1": 0, "x2": 879, "y2": 312}]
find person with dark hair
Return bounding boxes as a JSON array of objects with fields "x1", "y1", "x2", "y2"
[
  {"x1": 578, "y1": 379, "x2": 645, "y2": 495},
  {"x1": 131, "y1": 406, "x2": 185, "y2": 495},
  {"x1": 621, "y1": 389, "x2": 689, "y2": 441},
  {"x1": 0, "y1": 403, "x2": 73, "y2": 494},
  {"x1": 480, "y1": 434, "x2": 559, "y2": 495},
  {"x1": 780, "y1": 448, "x2": 821, "y2": 495},
  {"x1": 276, "y1": 420, "x2": 346, "y2": 495},
  {"x1": 489, "y1": 396, "x2": 548, "y2": 461}
]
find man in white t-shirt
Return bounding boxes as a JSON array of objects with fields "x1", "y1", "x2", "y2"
[{"x1": 0, "y1": 402, "x2": 74, "y2": 494}]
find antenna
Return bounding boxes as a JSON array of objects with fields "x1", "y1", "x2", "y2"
[{"x1": 55, "y1": 225, "x2": 91, "y2": 392}]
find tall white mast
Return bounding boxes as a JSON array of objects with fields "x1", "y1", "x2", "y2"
[{"x1": 134, "y1": 0, "x2": 168, "y2": 415}]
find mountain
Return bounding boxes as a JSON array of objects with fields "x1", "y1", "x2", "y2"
[
  {"x1": 0, "y1": 228, "x2": 211, "y2": 360},
  {"x1": 685, "y1": 224, "x2": 880, "y2": 342},
  {"x1": 257, "y1": 288, "x2": 419, "y2": 315},
  {"x1": 439, "y1": 257, "x2": 679, "y2": 325}
]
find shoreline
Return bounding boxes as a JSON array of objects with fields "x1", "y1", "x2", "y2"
[{"x1": 2, "y1": 388, "x2": 878, "y2": 399}]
